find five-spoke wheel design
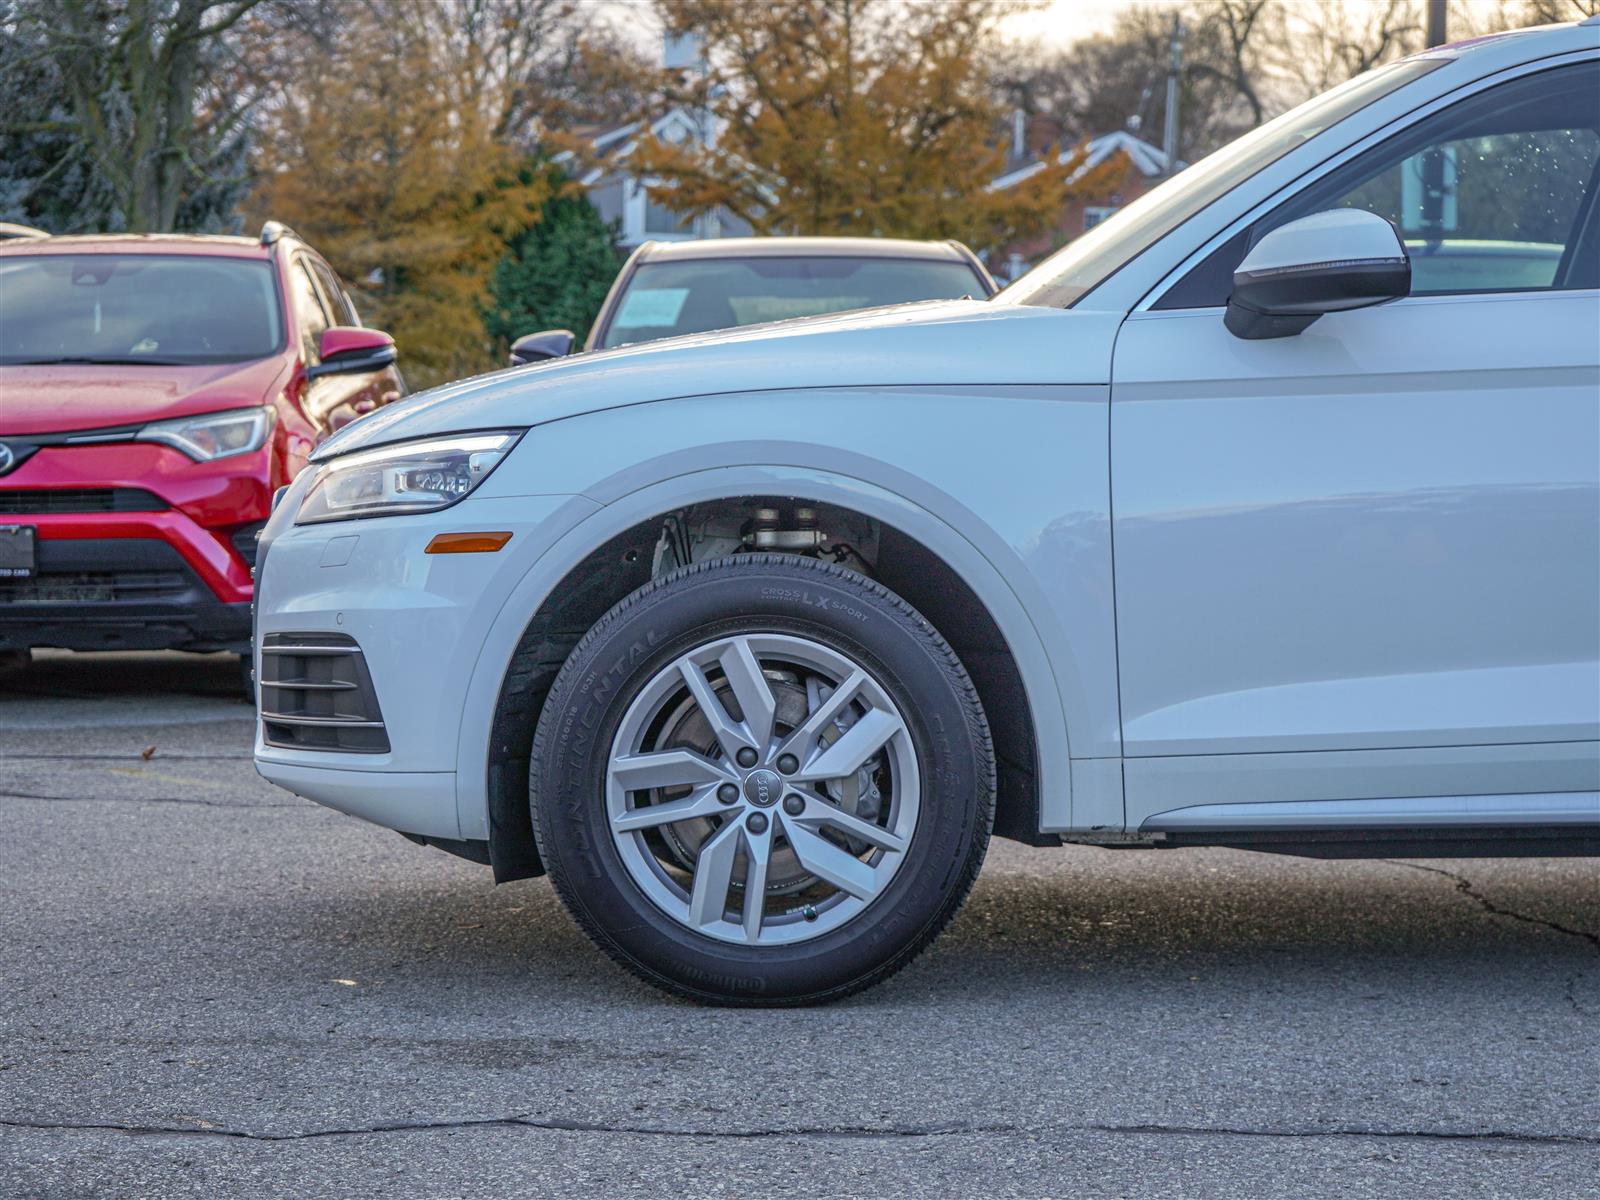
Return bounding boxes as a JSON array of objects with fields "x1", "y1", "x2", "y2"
[{"x1": 606, "y1": 633, "x2": 918, "y2": 946}]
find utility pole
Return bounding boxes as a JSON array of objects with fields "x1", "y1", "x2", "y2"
[
  {"x1": 1426, "y1": 0, "x2": 1447, "y2": 47},
  {"x1": 1161, "y1": 14, "x2": 1183, "y2": 176},
  {"x1": 1421, "y1": 0, "x2": 1450, "y2": 234}
]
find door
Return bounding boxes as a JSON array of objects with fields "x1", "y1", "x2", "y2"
[{"x1": 1111, "y1": 62, "x2": 1600, "y2": 824}]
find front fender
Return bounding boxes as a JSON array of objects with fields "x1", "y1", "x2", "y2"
[{"x1": 451, "y1": 460, "x2": 1078, "y2": 840}]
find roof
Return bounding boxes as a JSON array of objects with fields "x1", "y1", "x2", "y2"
[
  {"x1": 990, "y1": 130, "x2": 1176, "y2": 193},
  {"x1": 562, "y1": 109, "x2": 709, "y2": 186},
  {"x1": 0, "y1": 232, "x2": 268, "y2": 257},
  {"x1": 634, "y1": 236, "x2": 974, "y2": 263}
]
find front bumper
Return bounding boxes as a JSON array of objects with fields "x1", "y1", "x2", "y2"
[
  {"x1": 0, "y1": 441, "x2": 266, "y2": 652},
  {"x1": 0, "y1": 536, "x2": 250, "y2": 652},
  {"x1": 251, "y1": 488, "x2": 586, "y2": 839}
]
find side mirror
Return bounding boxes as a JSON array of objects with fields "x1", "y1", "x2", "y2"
[
  {"x1": 509, "y1": 329, "x2": 575, "y2": 366},
  {"x1": 1225, "y1": 210, "x2": 1410, "y2": 340},
  {"x1": 307, "y1": 326, "x2": 396, "y2": 381}
]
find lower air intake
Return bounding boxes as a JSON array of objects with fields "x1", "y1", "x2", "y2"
[{"x1": 258, "y1": 631, "x2": 390, "y2": 753}]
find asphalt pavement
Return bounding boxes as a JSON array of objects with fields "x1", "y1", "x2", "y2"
[{"x1": 1, "y1": 650, "x2": 1597, "y2": 1199}]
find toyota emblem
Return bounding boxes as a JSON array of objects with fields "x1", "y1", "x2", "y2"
[{"x1": 0, "y1": 443, "x2": 14, "y2": 476}]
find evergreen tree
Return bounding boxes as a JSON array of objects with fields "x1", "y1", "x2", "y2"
[{"x1": 483, "y1": 164, "x2": 621, "y2": 353}]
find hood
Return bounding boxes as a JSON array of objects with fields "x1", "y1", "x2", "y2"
[
  {"x1": 314, "y1": 298, "x2": 1118, "y2": 461},
  {"x1": 0, "y1": 356, "x2": 290, "y2": 435}
]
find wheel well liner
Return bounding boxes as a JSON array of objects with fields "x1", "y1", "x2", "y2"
[{"x1": 483, "y1": 500, "x2": 1044, "y2": 882}]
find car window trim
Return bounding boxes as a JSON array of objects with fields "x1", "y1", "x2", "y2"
[
  {"x1": 1138, "y1": 50, "x2": 1600, "y2": 314},
  {"x1": 307, "y1": 255, "x2": 359, "y2": 326},
  {"x1": 290, "y1": 253, "x2": 332, "y2": 363}
]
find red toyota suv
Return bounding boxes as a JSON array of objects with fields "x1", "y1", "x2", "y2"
[{"x1": 0, "y1": 223, "x2": 404, "y2": 673}]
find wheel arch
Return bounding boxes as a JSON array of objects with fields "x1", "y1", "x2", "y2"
[{"x1": 454, "y1": 464, "x2": 1075, "y2": 880}]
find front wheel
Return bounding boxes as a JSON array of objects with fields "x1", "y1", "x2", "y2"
[{"x1": 530, "y1": 553, "x2": 994, "y2": 1005}]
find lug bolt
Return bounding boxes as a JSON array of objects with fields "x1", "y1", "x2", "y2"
[
  {"x1": 735, "y1": 747, "x2": 759, "y2": 768},
  {"x1": 746, "y1": 811, "x2": 768, "y2": 834},
  {"x1": 717, "y1": 783, "x2": 740, "y2": 805},
  {"x1": 782, "y1": 794, "x2": 804, "y2": 816},
  {"x1": 776, "y1": 753, "x2": 799, "y2": 775}
]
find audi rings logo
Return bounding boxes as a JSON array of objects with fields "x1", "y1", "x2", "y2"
[{"x1": 0, "y1": 443, "x2": 14, "y2": 476}]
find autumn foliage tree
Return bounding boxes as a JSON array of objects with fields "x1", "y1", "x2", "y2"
[
  {"x1": 624, "y1": 0, "x2": 1119, "y2": 253},
  {"x1": 250, "y1": 0, "x2": 548, "y2": 388}
]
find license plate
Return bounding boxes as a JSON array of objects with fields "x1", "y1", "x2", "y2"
[{"x1": 0, "y1": 525, "x2": 37, "y2": 579}]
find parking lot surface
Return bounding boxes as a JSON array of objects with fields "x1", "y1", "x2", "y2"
[{"x1": 1, "y1": 651, "x2": 1596, "y2": 1199}]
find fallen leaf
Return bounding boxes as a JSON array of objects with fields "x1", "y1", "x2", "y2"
[{"x1": 140, "y1": 746, "x2": 156, "y2": 761}]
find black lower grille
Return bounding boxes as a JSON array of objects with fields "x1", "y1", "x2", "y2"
[
  {"x1": 0, "y1": 570, "x2": 189, "y2": 603},
  {"x1": 259, "y1": 631, "x2": 389, "y2": 753},
  {"x1": 0, "y1": 488, "x2": 167, "y2": 514},
  {"x1": 231, "y1": 521, "x2": 267, "y2": 572}
]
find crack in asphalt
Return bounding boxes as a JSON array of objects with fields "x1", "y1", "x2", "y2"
[
  {"x1": 0, "y1": 754, "x2": 252, "y2": 762},
  {"x1": 0, "y1": 788, "x2": 306, "y2": 810},
  {"x1": 3, "y1": 1116, "x2": 1597, "y2": 1147},
  {"x1": 1386, "y1": 862, "x2": 1600, "y2": 954}
]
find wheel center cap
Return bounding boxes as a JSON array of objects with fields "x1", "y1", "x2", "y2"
[{"x1": 743, "y1": 768, "x2": 783, "y2": 807}]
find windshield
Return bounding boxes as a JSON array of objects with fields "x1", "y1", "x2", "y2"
[
  {"x1": 599, "y1": 256, "x2": 987, "y2": 348},
  {"x1": 999, "y1": 57, "x2": 1446, "y2": 309},
  {"x1": 0, "y1": 253, "x2": 283, "y2": 366}
]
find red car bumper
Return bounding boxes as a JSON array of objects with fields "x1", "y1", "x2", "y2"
[{"x1": 0, "y1": 442, "x2": 269, "y2": 653}]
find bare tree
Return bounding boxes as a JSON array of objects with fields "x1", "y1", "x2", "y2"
[
  {"x1": 1520, "y1": 0, "x2": 1600, "y2": 18},
  {"x1": 9, "y1": 0, "x2": 268, "y2": 231},
  {"x1": 1278, "y1": 0, "x2": 1425, "y2": 96},
  {"x1": 995, "y1": 0, "x2": 1281, "y2": 162},
  {"x1": 446, "y1": 0, "x2": 652, "y2": 142}
]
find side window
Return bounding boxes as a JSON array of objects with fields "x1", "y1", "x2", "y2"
[
  {"x1": 1158, "y1": 63, "x2": 1600, "y2": 308},
  {"x1": 287, "y1": 258, "x2": 330, "y2": 362},
  {"x1": 308, "y1": 258, "x2": 360, "y2": 326}
]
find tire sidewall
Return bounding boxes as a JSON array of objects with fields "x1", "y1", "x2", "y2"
[{"x1": 531, "y1": 557, "x2": 989, "y2": 1003}]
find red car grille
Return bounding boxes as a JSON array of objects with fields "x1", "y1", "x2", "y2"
[
  {"x1": 0, "y1": 569, "x2": 190, "y2": 604},
  {"x1": 0, "y1": 488, "x2": 168, "y2": 514}
]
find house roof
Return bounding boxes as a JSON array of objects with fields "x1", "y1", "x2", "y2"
[
  {"x1": 989, "y1": 130, "x2": 1176, "y2": 192},
  {"x1": 560, "y1": 109, "x2": 709, "y2": 186}
]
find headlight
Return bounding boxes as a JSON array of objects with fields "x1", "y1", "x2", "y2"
[
  {"x1": 138, "y1": 408, "x2": 274, "y2": 461},
  {"x1": 294, "y1": 431, "x2": 521, "y2": 525}
]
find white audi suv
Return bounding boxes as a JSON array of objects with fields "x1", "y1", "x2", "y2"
[{"x1": 253, "y1": 20, "x2": 1600, "y2": 1004}]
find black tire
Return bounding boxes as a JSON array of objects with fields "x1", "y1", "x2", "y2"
[
  {"x1": 0, "y1": 648, "x2": 29, "y2": 685},
  {"x1": 529, "y1": 553, "x2": 994, "y2": 1006}
]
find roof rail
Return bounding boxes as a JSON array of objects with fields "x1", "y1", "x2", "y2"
[
  {"x1": 0, "y1": 221, "x2": 50, "y2": 241},
  {"x1": 259, "y1": 220, "x2": 301, "y2": 246}
]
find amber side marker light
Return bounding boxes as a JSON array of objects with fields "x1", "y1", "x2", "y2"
[{"x1": 425, "y1": 531, "x2": 513, "y2": 554}]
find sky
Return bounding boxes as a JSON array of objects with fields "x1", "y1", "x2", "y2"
[
  {"x1": 596, "y1": 0, "x2": 1151, "y2": 56},
  {"x1": 1002, "y1": 0, "x2": 1144, "y2": 47}
]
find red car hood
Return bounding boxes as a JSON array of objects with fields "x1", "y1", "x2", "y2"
[{"x1": 0, "y1": 357, "x2": 290, "y2": 435}]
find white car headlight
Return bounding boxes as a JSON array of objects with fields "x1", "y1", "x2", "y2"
[
  {"x1": 294, "y1": 431, "x2": 522, "y2": 525},
  {"x1": 138, "y1": 408, "x2": 274, "y2": 461}
]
